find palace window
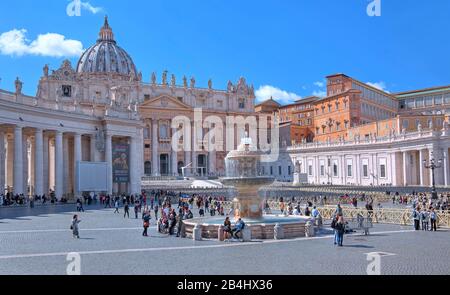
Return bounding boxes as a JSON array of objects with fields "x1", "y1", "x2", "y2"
[
  {"x1": 278, "y1": 166, "x2": 282, "y2": 175},
  {"x1": 308, "y1": 165, "x2": 313, "y2": 176},
  {"x1": 159, "y1": 123, "x2": 169, "y2": 139},
  {"x1": 144, "y1": 94, "x2": 151, "y2": 101},
  {"x1": 380, "y1": 164, "x2": 386, "y2": 178},
  {"x1": 363, "y1": 164, "x2": 369, "y2": 178},
  {"x1": 347, "y1": 164, "x2": 353, "y2": 177},
  {"x1": 333, "y1": 161, "x2": 338, "y2": 177},
  {"x1": 62, "y1": 85, "x2": 72, "y2": 97}
]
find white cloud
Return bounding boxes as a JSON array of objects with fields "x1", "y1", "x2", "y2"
[
  {"x1": 314, "y1": 81, "x2": 325, "y2": 88},
  {"x1": 81, "y1": 2, "x2": 103, "y2": 14},
  {"x1": 0, "y1": 29, "x2": 83, "y2": 57},
  {"x1": 312, "y1": 90, "x2": 327, "y2": 97},
  {"x1": 366, "y1": 81, "x2": 390, "y2": 93},
  {"x1": 255, "y1": 85, "x2": 301, "y2": 105}
]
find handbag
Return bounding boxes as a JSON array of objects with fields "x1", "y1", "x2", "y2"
[{"x1": 70, "y1": 225, "x2": 73, "y2": 230}]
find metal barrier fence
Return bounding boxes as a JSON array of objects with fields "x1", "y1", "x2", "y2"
[{"x1": 213, "y1": 201, "x2": 450, "y2": 228}]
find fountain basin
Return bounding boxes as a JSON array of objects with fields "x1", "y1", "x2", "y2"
[{"x1": 183, "y1": 215, "x2": 312, "y2": 240}]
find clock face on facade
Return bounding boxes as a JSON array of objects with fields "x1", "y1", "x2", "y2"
[{"x1": 64, "y1": 71, "x2": 70, "y2": 77}]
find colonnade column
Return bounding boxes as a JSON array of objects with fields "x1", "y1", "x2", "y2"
[
  {"x1": 443, "y1": 148, "x2": 449, "y2": 187},
  {"x1": 74, "y1": 133, "x2": 82, "y2": 198},
  {"x1": 55, "y1": 131, "x2": 63, "y2": 200},
  {"x1": 13, "y1": 126, "x2": 23, "y2": 195},
  {"x1": 403, "y1": 151, "x2": 409, "y2": 186},
  {"x1": 43, "y1": 133, "x2": 49, "y2": 195},
  {"x1": 419, "y1": 149, "x2": 425, "y2": 186},
  {"x1": 23, "y1": 134, "x2": 28, "y2": 195},
  {"x1": 0, "y1": 131, "x2": 5, "y2": 195},
  {"x1": 390, "y1": 152, "x2": 397, "y2": 186},
  {"x1": 34, "y1": 129, "x2": 44, "y2": 196}
]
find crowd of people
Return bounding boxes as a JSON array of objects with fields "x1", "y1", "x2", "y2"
[{"x1": 0, "y1": 191, "x2": 67, "y2": 207}]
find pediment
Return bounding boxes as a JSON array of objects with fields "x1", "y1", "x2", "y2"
[{"x1": 140, "y1": 95, "x2": 191, "y2": 110}]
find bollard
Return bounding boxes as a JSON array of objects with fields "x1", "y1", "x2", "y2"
[
  {"x1": 218, "y1": 225, "x2": 225, "y2": 241},
  {"x1": 242, "y1": 226, "x2": 251, "y2": 242},
  {"x1": 274, "y1": 223, "x2": 284, "y2": 240},
  {"x1": 193, "y1": 224, "x2": 202, "y2": 241},
  {"x1": 305, "y1": 221, "x2": 315, "y2": 237}
]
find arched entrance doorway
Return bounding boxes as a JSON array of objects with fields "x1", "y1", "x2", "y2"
[{"x1": 197, "y1": 154, "x2": 207, "y2": 176}]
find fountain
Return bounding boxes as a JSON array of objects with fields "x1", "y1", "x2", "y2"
[{"x1": 183, "y1": 133, "x2": 312, "y2": 240}]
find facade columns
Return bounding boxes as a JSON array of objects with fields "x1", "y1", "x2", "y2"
[
  {"x1": 74, "y1": 133, "x2": 82, "y2": 198},
  {"x1": 152, "y1": 119, "x2": 159, "y2": 176},
  {"x1": 105, "y1": 134, "x2": 113, "y2": 195},
  {"x1": 55, "y1": 131, "x2": 63, "y2": 200},
  {"x1": 129, "y1": 136, "x2": 140, "y2": 195},
  {"x1": 0, "y1": 131, "x2": 5, "y2": 195},
  {"x1": 13, "y1": 126, "x2": 23, "y2": 195},
  {"x1": 90, "y1": 134, "x2": 97, "y2": 162},
  {"x1": 191, "y1": 123, "x2": 198, "y2": 175},
  {"x1": 34, "y1": 129, "x2": 44, "y2": 196},
  {"x1": 356, "y1": 154, "x2": 361, "y2": 185},
  {"x1": 208, "y1": 125, "x2": 216, "y2": 176},
  {"x1": 63, "y1": 136, "x2": 70, "y2": 195},
  {"x1": 171, "y1": 127, "x2": 178, "y2": 177}
]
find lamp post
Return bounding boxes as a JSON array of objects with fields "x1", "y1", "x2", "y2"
[{"x1": 423, "y1": 153, "x2": 442, "y2": 200}]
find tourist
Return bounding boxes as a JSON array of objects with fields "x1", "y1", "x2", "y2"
[
  {"x1": 421, "y1": 209, "x2": 429, "y2": 231},
  {"x1": 134, "y1": 202, "x2": 140, "y2": 219},
  {"x1": 335, "y1": 216, "x2": 345, "y2": 247},
  {"x1": 154, "y1": 203, "x2": 159, "y2": 220},
  {"x1": 199, "y1": 207, "x2": 205, "y2": 217},
  {"x1": 169, "y1": 211, "x2": 177, "y2": 235},
  {"x1": 305, "y1": 206, "x2": 311, "y2": 217},
  {"x1": 223, "y1": 217, "x2": 232, "y2": 239},
  {"x1": 232, "y1": 218, "x2": 245, "y2": 239},
  {"x1": 71, "y1": 215, "x2": 81, "y2": 239},
  {"x1": 413, "y1": 207, "x2": 421, "y2": 230},
  {"x1": 430, "y1": 208, "x2": 437, "y2": 232},
  {"x1": 176, "y1": 213, "x2": 184, "y2": 238},
  {"x1": 76, "y1": 198, "x2": 84, "y2": 212},
  {"x1": 124, "y1": 202, "x2": 130, "y2": 218},
  {"x1": 142, "y1": 210, "x2": 151, "y2": 237},
  {"x1": 114, "y1": 200, "x2": 120, "y2": 213},
  {"x1": 331, "y1": 215, "x2": 339, "y2": 245},
  {"x1": 335, "y1": 204, "x2": 343, "y2": 216},
  {"x1": 312, "y1": 206, "x2": 319, "y2": 219}
]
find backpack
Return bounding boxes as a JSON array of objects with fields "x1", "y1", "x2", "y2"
[{"x1": 331, "y1": 218, "x2": 337, "y2": 229}]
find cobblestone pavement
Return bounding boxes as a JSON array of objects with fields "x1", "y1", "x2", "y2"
[{"x1": 0, "y1": 204, "x2": 449, "y2": 275}]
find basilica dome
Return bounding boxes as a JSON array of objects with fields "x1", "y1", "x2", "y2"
[{"x1": 76, "y1": 17, "x2": 138, "y2": 77}]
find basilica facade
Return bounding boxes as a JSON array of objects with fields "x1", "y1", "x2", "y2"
[{"x1": 0, "y1": 17, "x2": 257, "y2": 199}]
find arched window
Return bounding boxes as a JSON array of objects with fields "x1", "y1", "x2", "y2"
[{"x1": 144, "y1": 161, "x2": 152, "y2": 175}]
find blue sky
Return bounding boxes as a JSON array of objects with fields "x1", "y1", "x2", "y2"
[{"x1": 0, "y1": 0, "x2": 450, "y2": 105}]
